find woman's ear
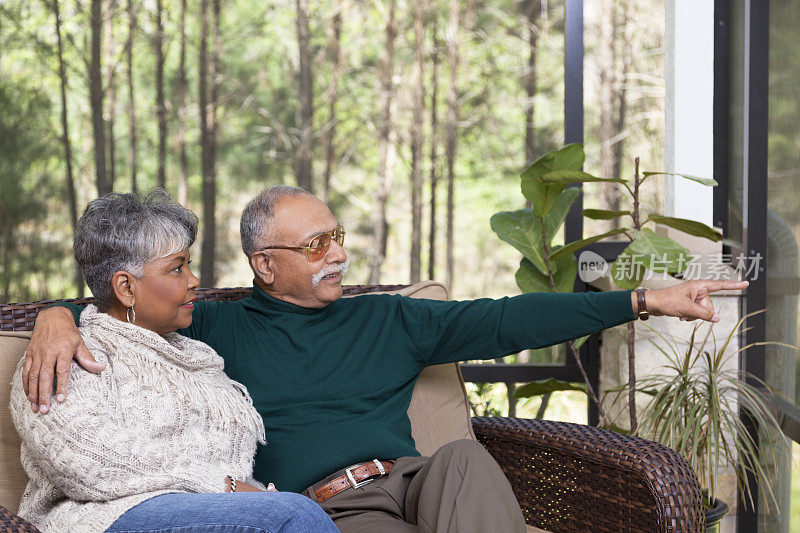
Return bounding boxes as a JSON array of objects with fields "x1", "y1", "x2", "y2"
[
  {"x1": 111, "y1": 271, "x2": 137, "y2": 308},
  {"x1": 250, "y1": 252, "x2": 275, "y2": 285}
]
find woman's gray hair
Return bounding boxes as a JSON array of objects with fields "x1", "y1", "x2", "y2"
[
  {"x1": 240, "y1": 185, "x2": 308, "y2": 257},
  {"x1": 74, "y1": 189, "x2": 198, "y2": 311}
]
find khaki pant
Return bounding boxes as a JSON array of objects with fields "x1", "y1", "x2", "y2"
[{"x1": 304, "y1": 440, "x2": 526, "y2": 533}]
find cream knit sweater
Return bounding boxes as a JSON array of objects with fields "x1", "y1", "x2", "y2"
[{"x1": 10, "y1": 305, "x2": 266, "y2": 533}]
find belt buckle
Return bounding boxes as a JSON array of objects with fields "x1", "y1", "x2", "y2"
[{"x1": 345, "y1": 459, "x2": 386, "y2": 489}]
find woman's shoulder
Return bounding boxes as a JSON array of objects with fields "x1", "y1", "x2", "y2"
[{"x1": 76, "y1": 324, "x2": 113, "y2": 366}]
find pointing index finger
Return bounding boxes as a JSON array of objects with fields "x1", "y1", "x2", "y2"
[{"x1": 699, "y1": 280, "x2": 749, "y2": 294}]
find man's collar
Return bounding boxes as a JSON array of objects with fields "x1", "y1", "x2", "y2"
[{"x1": 249, "y1": 281, "x2": 331, "y2": 315}]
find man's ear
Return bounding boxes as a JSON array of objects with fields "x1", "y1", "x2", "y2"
[
  {"x1": 250, "y1": 252, "x2": 275, "y2": 285},
  {"x1": 111, "y1": 271, "x2": 137, "y2": 308}
]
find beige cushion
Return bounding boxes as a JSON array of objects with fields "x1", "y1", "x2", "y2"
[
  {"x1": 0, "y1": 331, "x2": 31, "y2": 514},
  {"x1": 0, "y1": 282, "x2": 476, "y2": 513}
]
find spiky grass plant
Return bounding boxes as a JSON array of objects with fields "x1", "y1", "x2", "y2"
[{"x1": 623, "y1": 311, "x2": 794, "y2": 511}]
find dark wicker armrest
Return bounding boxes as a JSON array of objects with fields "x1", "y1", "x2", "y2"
[
  {"x1": 472, "y1": 417, "x2": 704, "y2": 533},
  {"x1": 0, "y1": 506, "x2": 39, "y2": 532}
]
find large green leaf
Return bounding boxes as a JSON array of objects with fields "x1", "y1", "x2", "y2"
[
  {"x1": 583, "y1": 208, "x2": 631, "y2": 220},
  {"x1": 516, "y1": 258, "x2": 553, "y2": 293},
  {"x1": 521, "y1": 144, "x2": 585, "y2": 217},
  {"x1": 516, "y1": 254, "x2": 577, "y2": 294},
  {"x1": 545, "y1": 187, "x2": 580, "y2": 246},
  {"x1": 573, "y1": 334, "x2": 590, "y2": 350},
  {"x1": 540, "y1": 169, "x2": 626, "y2": 184},
  {"x1": 514, "y1": 378, "x2": 588, "y2": 399},
  {"x1": 549, "y1": 228, "x2": 629, "y2": 261},
  {"x1": 641, "y1": 171, "x2": 718, "y2": 187},
  {"x1": 625, "y1": 228, "x2": 692, "y2": 273},
  {"x1": 609, "y1": 229, "x2": 692, "y2": 289},
  {"x1": 611, "y1": 246, "x2": 646, "y2": 290},
  {"x1": 550, "y1": 254, "x2": 578, "y2": 293},
  {"x1": 490, "y1": 209, "x2": 548, "y2": 275},
  {"x1": 648, "y1": 214, "x2": 723, "y2": 242}
]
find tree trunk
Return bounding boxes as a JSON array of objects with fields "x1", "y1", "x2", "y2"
[
  {"x1": 598, "y1": 0, "x2": 618, "y2": 220},
  {"x1": 105, "y1": 1, "x2": 117, "y2": 191},
  {"x1": 199, "y1": 0, "x2": 219, "y2": 286},
  {"x1": 322, "y1": 3, "x2": 343, "y2": 204},
  {"x1": 409, "y1": 0, "x2": 425, "y2": 284},
  {"x1": 524, "y1": 0, "x2": 541, "y2": 163},
  {"x1": 444, "y1": 0, "x2": 459, "y2": 291},
  {"x1": 177, "y1": 0, "x2": 188, "y2": 204},
  {"x1": 154, "y1": 0, "x2": 166, "y2": 189},
  {"x1": 369, "y1": 0, "x2": 397, "y2": 285},
  {"x1": 295, "y1": 0, "x2": 314, "y2": 191},
  {"x1": 126, "y1": 0, "x2": 138, "y2": 193},
  {"x1": 427, "y1": 21, "x2": 440, "y2": 281},
  {"x1": 53, "y1": 0, "x2": 83, "y2": 296},
  {"x1": 177, "y1": 0, "x2": 189, "y2": 204},
  {"x1": 90, "y1": 0, "x2": 109, "y2": 195}
]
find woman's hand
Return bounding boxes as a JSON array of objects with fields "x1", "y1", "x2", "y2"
[{"x1": 226, "y1": 476, "x2": 276, "y2": 492}]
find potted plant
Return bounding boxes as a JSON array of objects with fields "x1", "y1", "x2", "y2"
[
  {"x1": 606, "y1": 310, "x2": 794, "y2": 530},
  {"x1": 492, "y1": 142, "x2": 723, "y2": 430}
]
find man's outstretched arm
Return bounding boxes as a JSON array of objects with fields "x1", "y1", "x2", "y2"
[
  {"x1": 411, "y1": 279, "x2": 749, "y2": 366},
  {"x1": 23, "y1": 306, "x2": 104, "y2": 414}
]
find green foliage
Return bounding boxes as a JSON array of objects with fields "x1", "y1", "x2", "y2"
[
  {"x1": 647, "y1": 214, "x2": 723, "y2": 242},
  {"x1": 622, "y1": 228, "x2": 691, "y2": 273},
  {"x1": 490, "y1": 209, "x2": 548, "y2": 275},
  {"x1": 641, "y1": 171, "x2": 718, "y2": 187},
  {"x1": 583, "y1": 208, "x2": 631, "y2": 220},
  {"x1": 610, "y1": 249, "x2": 646, "y2": 290},
  {"x1": 539, "y1": 169, "x2": 626, "y2": 185},
  {"x1": 468, "y1": 382, "x2": 504, "y2": 417},
  {"x1": 496, "y1": 143, "x2": 623, "y2": 296},
  {"x1": 514, "y1": 377, "x2": 587, "y2": 399},
  {"x1": 610, "y1": 314, "x2": 796, "y2": 510},
  {"x1": 0, "y1": 75, "x2": 59, "y2": 301},
  {"x1": 520, "y1": 143, "x2": 585, "y2": 218},
  {"x1": 548, "y1": 228, "x2": 628, "y2": 261},
  {"x1": 515, "y1": 255, "x2": 576, "y2": 294},
  {"x1": 600, "y1": 170, "x2": 719, "y2": 290},
  {"x1": 0, "y1": 0, "x2": 578, "y2": 302},
  {"x1": 492, "y1": 143, "x2": 623, "y2": 417}
]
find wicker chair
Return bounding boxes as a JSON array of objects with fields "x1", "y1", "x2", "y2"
[{"x1": 0, "y1": 285, "x2": 704, "y2": 532}]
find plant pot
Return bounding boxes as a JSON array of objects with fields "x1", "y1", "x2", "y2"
[{"x1": 705, "y1": 499, "x2": 729, "y2": 532}]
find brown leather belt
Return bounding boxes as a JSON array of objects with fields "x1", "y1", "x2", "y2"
[{"x1": 304, "y1": 459, "x2": 394, "y2": 503}]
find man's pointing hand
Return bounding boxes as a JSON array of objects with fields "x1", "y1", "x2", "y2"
[{"x1": 632, "y1": 280, "x2": 749, "y2": 322}]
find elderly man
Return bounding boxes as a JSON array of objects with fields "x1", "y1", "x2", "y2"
[{"x1": 24, "y1": 185, "x2": 746, "y2": 532}]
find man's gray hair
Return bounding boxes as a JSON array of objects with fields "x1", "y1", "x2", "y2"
[
  {"x1": 74, "y1": 189, "x2": 199, "y2": 311},
  {"x1": 240, "y1": 185, "x2": 308, "y2": 257}
]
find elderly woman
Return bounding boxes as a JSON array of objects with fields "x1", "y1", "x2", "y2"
[{"x1": 9, "y1": 191, "x2": 337, "y2": 533}]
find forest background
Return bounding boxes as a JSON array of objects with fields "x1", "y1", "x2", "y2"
[{"x1": 0, "y1": 0, "x2": 666, "y2": 419}]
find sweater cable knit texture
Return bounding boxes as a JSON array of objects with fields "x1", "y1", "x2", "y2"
[{"x1": 9, "y1": 305, "x2": 266, "y2": 533}]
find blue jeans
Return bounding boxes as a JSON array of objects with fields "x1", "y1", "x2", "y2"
[{"x1": 106, "y1": 492, "x2": 339, "y2": 533}]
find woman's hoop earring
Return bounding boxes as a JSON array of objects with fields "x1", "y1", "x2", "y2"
[{"x1": 126, "y1": 306, "x2": 136, "y2": 324}]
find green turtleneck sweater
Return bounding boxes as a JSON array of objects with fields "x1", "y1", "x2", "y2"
[{"x1": 60, "y1": 285, "x2": 635, "y2": 492}]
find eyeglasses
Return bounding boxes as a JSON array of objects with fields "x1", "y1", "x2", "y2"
[{"x1": 257, "y1": 225, "x2": 345, "y2": 261}]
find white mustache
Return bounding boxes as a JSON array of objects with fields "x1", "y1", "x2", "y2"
[{"x1": 311, "y1": 257, "x2": 350, "y2": 287}]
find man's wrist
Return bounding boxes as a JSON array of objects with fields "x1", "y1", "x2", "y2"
[
  {"x1": 39, "y1": 305, "x2": 75, "y2": 320},
  {"x1": 35, "y1": 305, "x2": 78, "y2": 330},
  {"x1": 41, "y1": 303, "x2": 84, "y2": 327}
]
